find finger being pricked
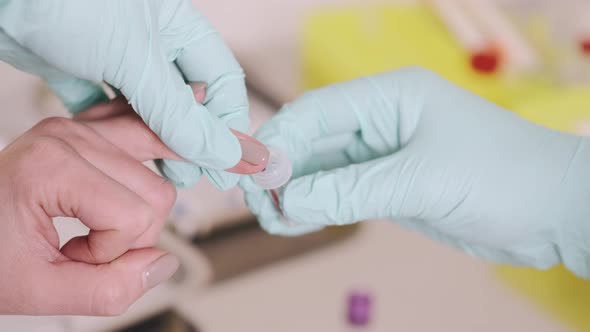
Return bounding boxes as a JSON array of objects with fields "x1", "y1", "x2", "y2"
[
  {"x1": 30, "y1": 117, "x2": 178, "y2": 262},
  {"x1": 73, "y1": 81, "x2": 207, "y2": 162},
  {"x1": 81, "y1": 111, "x2": 182, "y2": 163}
]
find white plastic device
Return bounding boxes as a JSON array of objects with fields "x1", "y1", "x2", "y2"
[{"x1": 251, "y1": 147, "x2": 293, "y2": 190}]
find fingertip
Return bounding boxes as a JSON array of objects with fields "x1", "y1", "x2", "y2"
[{"x1": 143, "y1": 254, "x2": 180, "y2": 290}]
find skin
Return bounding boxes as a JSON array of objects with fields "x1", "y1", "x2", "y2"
[{"x1": 0, "y1": 89, "x2": 202, "y2": 315}]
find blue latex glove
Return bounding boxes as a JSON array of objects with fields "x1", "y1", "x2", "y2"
[
  {"x1": 241, "y1": 67, "x2": 590, "y2": 279},
  {"x1": 0, "y1": 0, "x2": 248, "y2": 189}
]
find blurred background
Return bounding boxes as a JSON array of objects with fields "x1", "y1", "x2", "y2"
[{"x1": 2, "y1": 0, "x2": 590, "y2": 331}]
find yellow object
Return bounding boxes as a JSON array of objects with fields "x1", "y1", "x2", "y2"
[
  {"x1": 302, "y1": 4, "x2": 552, "y2": 109},
  {"x1": 302, "y1": 4, "x2": 590, "y2": 331},
  {"x1": 513, "y1": 87, "x2": 590, "y2": 133}
]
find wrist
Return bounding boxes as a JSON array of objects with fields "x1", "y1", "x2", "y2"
[{"x1": 554, "y1": 136, "x2": 590, "y2": 278}]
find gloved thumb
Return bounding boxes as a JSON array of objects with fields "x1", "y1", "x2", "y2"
[
  {"x1": 33, "y1": 249, "x2": 179, "y2": 316},
  {"x1": 282, "y1": 153, "x2": 428, "y2": 226},
  {"x1": 117, "y1": 40, "x2": 241, "y2": 187}
]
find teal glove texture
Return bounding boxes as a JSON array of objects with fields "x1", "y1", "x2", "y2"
[
  {"x1": 0, "y1": 0, "x2": 248, "y2": 190},
  {"x1": 241, "y1": 67, "x2": 590, "y2": 279}
]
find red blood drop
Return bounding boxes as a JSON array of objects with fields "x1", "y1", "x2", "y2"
[
  {"x1": 580, "y1": 39, "x2": 590, "y2": 55},
  {"x1": 470, "y1": 51, "x2": 499, "y2": 74}
]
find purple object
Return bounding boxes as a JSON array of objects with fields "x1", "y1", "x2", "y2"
[{"x1": 347, "y1": 292, "x2": 372, "y2": 326}]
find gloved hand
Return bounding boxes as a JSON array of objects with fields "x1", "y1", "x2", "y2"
[
  {"x1": 0, "y1": 0, "x2": 248, "y2": 189},
  {"x1": 241, "y1": 67, "x2": 590, "y2": 279}
]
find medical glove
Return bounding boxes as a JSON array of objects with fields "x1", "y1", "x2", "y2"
[
  {"x1": 241, "y1": 67, "x2": 590, "y2": 279},
  {"x1": 0, "y1": 0, "x2": 248, "y2": 189}
]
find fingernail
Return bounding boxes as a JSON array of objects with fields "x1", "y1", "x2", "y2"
[
  {"x1": 190, "y1": 82, "x2": 207, "y2": 104},
  {"x1": 240, "y1": 138, "x2": 270, "y2": 165},
  {"x1": 231, "y1": 130, "x2": 270, "y2": 166},
  {"x1": 144, "y1": 254, "x2": 180, "y2": 290}
]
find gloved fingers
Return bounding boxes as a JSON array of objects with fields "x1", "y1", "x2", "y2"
[
  {"x1": 294, "y1": 147, "x2": 354, "y2": 178},
  {"x1": 293, "y1": 127, "x2": 383, "y2": 178},
  {"x1": 122, "y1": 37, "x2": 241, "y2": 188},
  {"x1": 239, "y1": 175, "x2": 261, "y2": 193},
  {"x1": 244, "y1": 189, "x2": 324, "y2": 236},
  {"x1": 304, "y1": 133, "x2": 382, "y2": 176},
  {"x1": 257, "y1": 86, "x2": 363, "y2": 144},
  {"x1": 250, "y1": 78, "x2": 403, "y2": 183},
  {"x1": 248, "y1": 131, "x2": 371, "y2": 184},
  {"x1": 162, "y1": 0, "x2": 249, "y2": 129},
  {"x1": 281, "y1": 153, "x2": 425, "y2": 226},
  {"x1": 196, "y1": 80, "x2": 247, "y2": 189},
  {"x1": 255, "y1": 71, "x2": 417, "y2": 147},
  {"x1": 255, "y1": 68, "x2": 441, "y2": 170},
  {"x1": 239, "y1": 135, "x2": 390, "y2": 228},
  {"x1": 30, "y1": 249, "x2": 178, "y2": 316},
  {"x1": 202, "y1": 168, "x2": 241, "y2": 191},
  {"x1": 161, "y1": 1, "x2": 248, "y2": 190},
  {"x1": 191, "y1": 81, "x2": 240, "y2": 190},
  {"x1": 253, "y1": 91, "x2": 363, "y2": 168}
]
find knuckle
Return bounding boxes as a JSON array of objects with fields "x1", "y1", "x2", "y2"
[
  {"x1": 139, "y1": 174, "x2": 177, "y2": 220},
  {"x1": 8, "y1": 136, "x2": 76, "y2": 196},
  {"x1": 22, "y1": 136, "x2": 74, "y2": 170},
  {"x1": 91, "y1": 280, "x2": 131, "y2": 316},
  {"x1": 34, "y1": 117, "x2": 92, "y2": 144},
  {"x1": 34, "y1": 117, "x2": 77, "y2": 135},
  {"x1": 155, "y1": 179, "x2": 177, "y2": 213},
  {"x1": 27, "y1": 135, "x2": 68, "y2": 156}
]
